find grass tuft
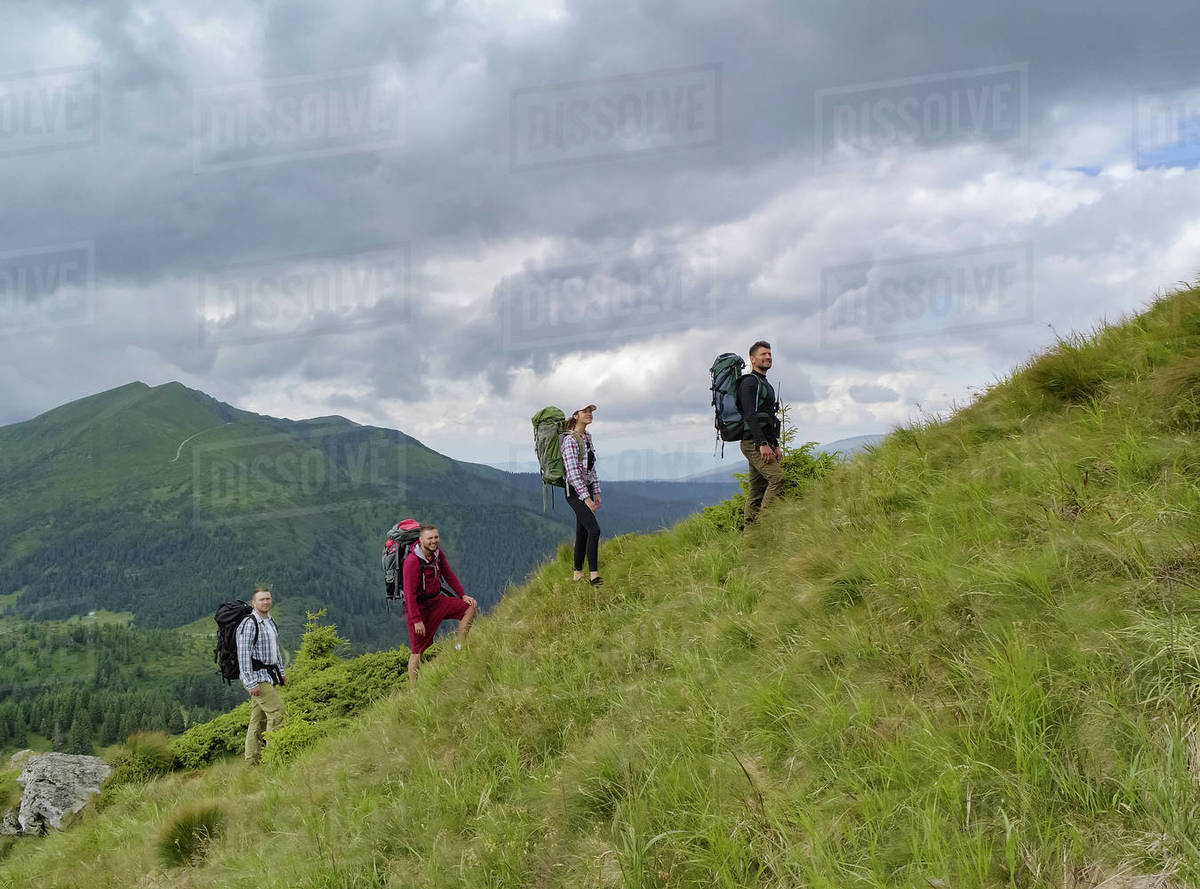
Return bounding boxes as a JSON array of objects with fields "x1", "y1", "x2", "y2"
[
  {"x1": 1025, "y1": 332, "x2": 1113, "y2": 404},
  {"x1": 157, "y1": 803, "x2": 224, "y2": 867},
  {"x1": 1150, "y1": 354, "x2": 1200, "y2": 431}
]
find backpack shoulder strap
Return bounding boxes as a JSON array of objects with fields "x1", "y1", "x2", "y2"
[
  {"x1": 735, "y1": 372, "x2": 759, "y2": 412},
  {"x1": 435, "y1": 551, "x2": 459, "y2": 598},
  {"x1": 239, "y1": 613, "x2": 260, "y2": 648}
]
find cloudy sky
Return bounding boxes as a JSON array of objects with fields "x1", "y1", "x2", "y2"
[{"x1": 1, "y1": 0, "x2": 1199, "y2": 477}]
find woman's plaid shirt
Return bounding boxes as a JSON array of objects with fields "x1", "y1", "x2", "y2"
[{"x1": 560, "y1": 431, "x2": 600, "y2": 500}]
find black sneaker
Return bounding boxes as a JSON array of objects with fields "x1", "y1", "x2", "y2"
[{"x1": 589, "y1": 576, "x2": 604, "y2": 586}]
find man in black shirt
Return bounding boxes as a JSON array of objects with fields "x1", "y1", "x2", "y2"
[{"x1": 737, "y1": 340, "x2": 784, "y2": 526}]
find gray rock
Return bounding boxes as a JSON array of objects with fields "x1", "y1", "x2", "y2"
[
  {"x1": 15, "y1": 753, "x2": 112, "y2": 834},
  {"x1": 6, "y1": 749, "x2": 35, "y2": 771},
  {"x1": 0, "y1": 809, "x2": 20, "y2": 836}
]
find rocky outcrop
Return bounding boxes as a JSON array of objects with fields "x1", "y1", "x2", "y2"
[
  {"x1": 6, "y1": 749, "x2": 36, "y2": 771},
  {"x1": 3, "y1": 753, "x2": 112, "y2": 835}
]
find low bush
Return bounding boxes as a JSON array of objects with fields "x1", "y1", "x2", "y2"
[
  {"x1": 171, "y1": 705, "x2": 251, "y2": 770},
  {"x1": 171, "y1": 635, "x2": 411, "y2": 770},
  {"x1": 290, "y1": 609, "x2": 349, "y2": 676},
  {"x1": 701, "y1": 438, "x2": 838, "y2": 532},
  {"x1": 107, "y1": 731, "x2": 174, "y2": 784},
  {"x1": 96, "y1": 732, "x2": 178, "y2": 810}
]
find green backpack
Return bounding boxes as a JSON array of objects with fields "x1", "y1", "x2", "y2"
[{"x1": 531, "y1": 406, "x2": 567, "y2": 509}]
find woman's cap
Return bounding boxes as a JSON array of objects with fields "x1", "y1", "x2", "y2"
[{"x1": 573, "y1": 404, "x2": 597, "y2": 415}]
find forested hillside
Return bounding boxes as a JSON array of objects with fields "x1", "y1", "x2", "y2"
[
  {"x1": 0, "y1": 618, "x2": 241, "y2": 754},
  {"x1": 0, "y1": 381, "x2": 735, "y2": 755}
]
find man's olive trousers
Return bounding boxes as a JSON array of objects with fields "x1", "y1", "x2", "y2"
[
  {"x1": 740, "y1": 440, "x2": 785, "y2": 525},
  {"x1": 245, "y1": 682, "x2": 285, "y2": 764}
]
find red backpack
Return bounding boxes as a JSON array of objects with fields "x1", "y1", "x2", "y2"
[{"x1": 382, "y1": 519, "x2": 421, "y2": 607}]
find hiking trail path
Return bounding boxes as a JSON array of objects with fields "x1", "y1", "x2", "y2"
[{"x1": 169, "y1": 423, "x2": 232, "y2": 463}]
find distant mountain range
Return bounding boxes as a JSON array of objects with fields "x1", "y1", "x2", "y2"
[
  {"x1": 817, "y1": 434, "x2": 887, "y2": 456},
  {"x1": 490, "y1": 434, "x2": 887, "y2": 482},
  {"x1": 0, "y1": 382, "x2": 738, "y2": 650},
  {"x1": 679, "y1": 434, "x2": 887, "y2": 483},
  {"x1": 488, "y1": 447, "x2": 728, "y2": 481}
]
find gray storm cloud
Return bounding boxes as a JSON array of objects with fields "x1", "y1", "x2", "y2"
[{"x1": 2, "y1": 0, "x2": 1199, "y2": 462}]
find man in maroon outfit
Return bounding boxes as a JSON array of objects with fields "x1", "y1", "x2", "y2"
[{"x1": 402, "y1": 524, "x2": 477, "y2": 684}]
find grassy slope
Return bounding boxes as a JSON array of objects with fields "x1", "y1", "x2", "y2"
[{"x1": 5, "y1": 290, "x2": 1200, "y2": 887}]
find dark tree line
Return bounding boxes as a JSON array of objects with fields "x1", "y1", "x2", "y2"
[{"x1": 0, "y1": 620, "x2": 242, "y2": 755}]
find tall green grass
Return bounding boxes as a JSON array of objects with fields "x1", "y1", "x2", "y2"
[{"x1": 3, "y1": 287, "x2": 1200, "y2": 887}]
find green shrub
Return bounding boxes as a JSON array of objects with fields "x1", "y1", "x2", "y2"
[
  {"x1": 291, "y1": 609, "x2": 349, "y2": 676},
  {"x1": 700, "y1": 435, "x2": 837, "y2": 533},
  {"x1": 108, "y1": 732, "x2": 174, "y2": 783},
  {"x1": 701, "y1": 490, "x2": 746, "y2": 532},
  {"x1": 171, "y1": 648, "x2": 410, "y2": 769},
  {"x1": 171, "y1": 704, "x2": 251, "y2": 770},
  {"x1": 780, "y1": 441, "x2": 839, "y2": 495},
  {"x1": 254, "y1": 649, "x2": 409, "y2": 765},
  {"x1": 261, "y1": 717, "x2": 352, "y2": 766},
  {"x1": 99, "y1": 731, "x2": 175, "y2": 808},
  {"x1": 157, "y1": 804, "x2": 224, "y2": 867}
]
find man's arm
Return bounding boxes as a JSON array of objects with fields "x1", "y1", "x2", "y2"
[
  {"x1": 236, "y1": 618, "x2": 258, "y2": 692},
  {"x1": 401, "y1": 554, "x2": 421, "y2": 616},
  {"x1": 738, "y1": 375, "x2": 768, "y2": 446},
  {"x1": 439, "y1": 553, "x2": 466, "y2": 597}
]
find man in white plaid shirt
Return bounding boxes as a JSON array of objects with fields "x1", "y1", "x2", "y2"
[{"x1": 237, "y1": 586, "x2": 286, "y2": 764}]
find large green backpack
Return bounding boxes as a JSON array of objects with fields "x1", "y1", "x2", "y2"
[
  {"x1": 531, "y1": 406, "x2": 566, "y2": 509},
  {"x1": 710, "y1": 353, "x2": 748, "y2": 454}
]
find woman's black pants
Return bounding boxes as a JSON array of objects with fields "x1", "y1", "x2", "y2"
[{"x1": 565, "y1": 487, "x2": 601, "y2": 572}]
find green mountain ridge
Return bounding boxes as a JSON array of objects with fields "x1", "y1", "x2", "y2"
[
  {"x1": 0, "y1": 379, "x2": 734, "y2": 636},
  {"x1": 4, "y1": 289, "x2": 1199, "y2": 885}
]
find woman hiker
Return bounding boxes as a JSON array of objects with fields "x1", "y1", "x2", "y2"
[{"x1": 561, "y1": 404, "x2": 603, "y2": 585}]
